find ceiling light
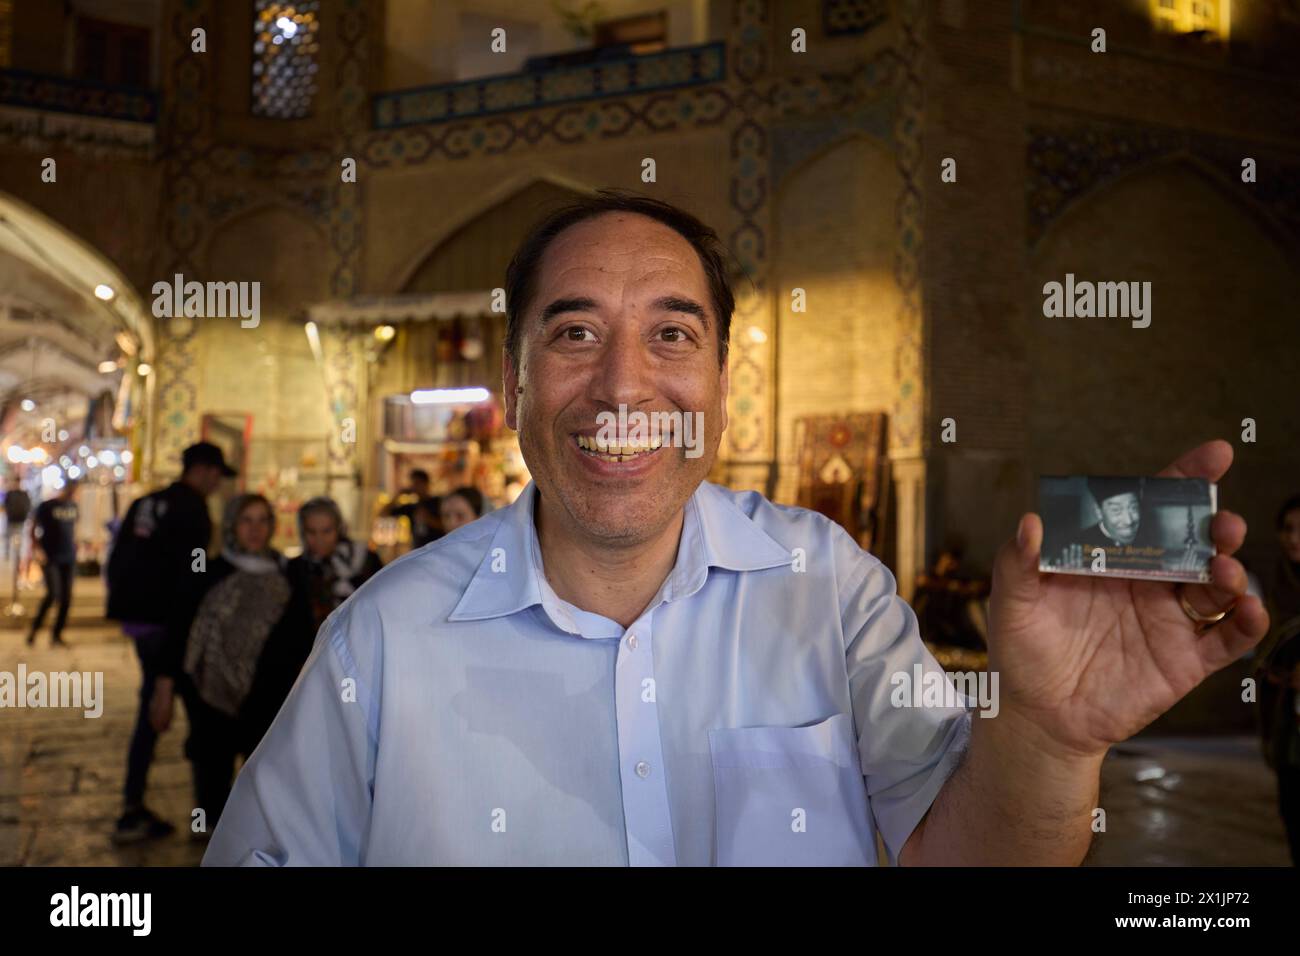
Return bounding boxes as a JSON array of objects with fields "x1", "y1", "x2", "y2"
[{"x1": 410, "y1": 387, "x2": 491, "y2": 405}]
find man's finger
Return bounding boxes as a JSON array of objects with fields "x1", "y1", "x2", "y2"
[
  {"x1": 1210, "y1": 510, "x2": 1246, "y2": 557},
  {"x1": 1196, "y1": 594, "x2": 1269, "y2": 673},
  {"x1": 1181, "y1": 554, "x2": 1248, "y2": 617},
  {"x1": 1156, "y1": 439, "x2": 1233, "y2": 481}
]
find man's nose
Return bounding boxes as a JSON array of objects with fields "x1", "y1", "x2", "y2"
[{"x1": 589, "y1": 329, "x2": 654, "y2": 408}]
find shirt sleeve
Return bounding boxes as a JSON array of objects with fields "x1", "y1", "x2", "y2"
[
  {"x1": 202, "y1": 595, "x2": 383, "y2": 866},
  {"x1": 841, "y1": 550, "x2": 973, "y2": 865}
]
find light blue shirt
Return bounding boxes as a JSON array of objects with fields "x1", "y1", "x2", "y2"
[{"x1": 203, "y1": 481, "x2": 972, "y2": 866}]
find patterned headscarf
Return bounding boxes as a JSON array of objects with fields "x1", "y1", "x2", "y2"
[
  {"x1": 184, "y1": 494, "x2": 290, "y2": 716},
  {"x1": 297, "y1": 495, "x2": 368, "y2": 598}
]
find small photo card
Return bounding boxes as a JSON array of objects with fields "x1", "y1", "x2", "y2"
[{"x1": 1038, "y1": 475, "x2": 1216, "y2": 583}]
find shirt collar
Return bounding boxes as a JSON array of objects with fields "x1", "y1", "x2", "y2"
[
  {"x1": 448, "y1": 480, "x2": 791, "y2": 625},
  {"x1": 447, "y1": 483, "x2": 548, "y2": 624}
]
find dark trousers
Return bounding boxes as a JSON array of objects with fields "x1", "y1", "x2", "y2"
[
  {"x1": 1279, "y1": 764, "x2": 1300, "y2": 867},
  {"x1": 3, "y1": 528, "x2": 21, "y2": 560},
  {"x1": 177, "y1": 676, "x2": 250, "y2": 834},
  {"x1": 30, "y1": 561, "x2": 74, "y2": 639},
  {"x1": 123, "y1": 627, "x2": 171, "y2": 807}
]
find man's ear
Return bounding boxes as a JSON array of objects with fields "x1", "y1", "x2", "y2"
[{"x1": 503, "y1": 347, "x2": 520, "y2": 431}]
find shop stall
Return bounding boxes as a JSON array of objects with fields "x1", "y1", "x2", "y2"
[{"x1": 302, "y1": 291, "x2": 529, "y2": 556}]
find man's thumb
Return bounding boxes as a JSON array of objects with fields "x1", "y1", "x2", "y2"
[{"x1": 993, "y1": 513, "x2": 1043, "y2": 599}]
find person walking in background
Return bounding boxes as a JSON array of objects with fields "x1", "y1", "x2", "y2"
[
  {"x1": 439, "y1": 486, "x2": 485, "y2": 534},
  {"x1": 1257, "y1": 493, "x2": 1300, "y2": 866},
  {"x1": 181, "y1": 493, "x2": 296, "y2": 834},
  {"x1": 383, "y1": 468, "x2": 442, "y2": 548},
  {"x1": 107, "y1": 440, "x2": 234, "y2": 844},
  {"x1": 4, "y1": 474, "x2": 30, "y2": 562},
  {"x1": 25, "y1": 478, "x2": 80, "y2": 647},
  {"x1": 290, "y1": 496, "x2": 383, "y2": 636}
]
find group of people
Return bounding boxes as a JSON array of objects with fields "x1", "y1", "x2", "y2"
[
  {"x1": 105, "y1": 445, "x2": 486, "y2": 845},
  {"x1": 380, "y1": 466, "x2": 486, "y2": 547}
]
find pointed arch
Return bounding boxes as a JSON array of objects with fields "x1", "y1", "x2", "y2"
[
  {"x1": 0, "y1": 188, "x2": 155, "y2": 362},
  {"x1": 390, "y1": 170, "x2": 598, "y2": 293},
  {"x1": 1034, "y1": 151, "x2": 1297, "y2": 262}
]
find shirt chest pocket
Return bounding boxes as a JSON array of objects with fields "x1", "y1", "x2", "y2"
[{"x1": 708, "y1": 713, "x2": 876, "y2": 866}]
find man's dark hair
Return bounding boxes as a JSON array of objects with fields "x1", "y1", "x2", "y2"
[
  {"x1": 409, "y1": 469, "x2": 430, "y2": 485},
  {"x1": 504, "y1": 190, "x2": 735, "y2": 369}
]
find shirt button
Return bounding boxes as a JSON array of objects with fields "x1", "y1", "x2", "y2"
[
  {"x1": 626, "y1": 633, "x2": 639, "y2": 650},
  {"x1": 635, "y1": 760, "x2": 651, "y2": 779}
]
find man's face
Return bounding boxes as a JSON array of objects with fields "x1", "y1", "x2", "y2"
[
  {"x1": 189, "y1": 463, "x2": 222, "y2": 494},
  {"x1": 504, "y1": 212, "x2": 729, "y2": 546},
  {"x1": 1099, "y1": 492, "x2": 1141, "y2": 544}
]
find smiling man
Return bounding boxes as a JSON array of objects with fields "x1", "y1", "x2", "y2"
[
  {"x1": 1083, "y1": 478, "x2": 1145, "y2": 549},
  {"x1": 204, "y1": 191, "x2": 1268, "y2": 866}
]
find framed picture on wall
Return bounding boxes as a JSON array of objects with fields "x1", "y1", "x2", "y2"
[{"x1": 201, "y1": 412, "x2": 252, "y2": 492}]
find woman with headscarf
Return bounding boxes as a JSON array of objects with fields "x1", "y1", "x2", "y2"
[
  {"x1": 1258, "y1": 493, "x2": 1300, "y2": 865},
  {"x1": 180, "y1": 493, "x2": 295, "y2": 834},
  {"x1": 288, "y1": 496, "x2": 382, "y2": 637}
]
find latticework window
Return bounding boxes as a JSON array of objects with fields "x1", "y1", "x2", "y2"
[{"x1": 252, "y1": 1, "x2": 320, "y2": 119}]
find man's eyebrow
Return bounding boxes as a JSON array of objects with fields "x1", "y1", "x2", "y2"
[
  {"x1": 652, "y1": 295, "x2": 710, "y2": 331},
  {"x1": 539, "y1": 296, "x2": 600, "y2": 325}
]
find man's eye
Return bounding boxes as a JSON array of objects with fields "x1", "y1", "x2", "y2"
[
  {"x1": 660, "y1": 327, "x2": 687, "y2": 342},
  {"x1": 563, "y1": 327, "x2": 593, "y2": 342}
]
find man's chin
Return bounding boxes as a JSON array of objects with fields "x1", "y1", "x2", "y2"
[{"x1": 555, "y1": 484, "x2": 679, "y2": 543}]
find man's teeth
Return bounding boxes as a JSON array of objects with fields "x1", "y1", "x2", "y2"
[{"x1": 575, "y1": 434, "x2": 664, "y2": 460}]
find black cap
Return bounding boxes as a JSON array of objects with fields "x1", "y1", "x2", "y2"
[
  {"x1": 1087, "y1": 476, "x2": 1140, "y2": 507},
  {"x1": 182, "y1": 441, "x2": 237, "y2": 477}
]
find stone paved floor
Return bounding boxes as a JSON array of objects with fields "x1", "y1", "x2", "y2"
[
  {"x1": 0, "y1": 569, "x2": 1293, "y2": 866},
  {"x1": 0, "y1": 569, "x2": 204, "y2": 866},
  {"x1": 1089, "y1": 736, "x2": 1292, "y2": 866}
]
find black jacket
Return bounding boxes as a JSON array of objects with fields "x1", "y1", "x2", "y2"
[{"x1": 107, "y1": 481, "x2": 214, "y2": 677}]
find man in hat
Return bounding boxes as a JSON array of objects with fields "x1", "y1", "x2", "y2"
[
  {"x1": 1081, "y1": 477, "x2": 1146, "y2": 550},
  {"x1": 110, "y1": 440, "x2": 236, "y2": 844}
]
